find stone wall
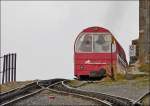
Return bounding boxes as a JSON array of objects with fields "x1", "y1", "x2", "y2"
[{"x1": 139, "y1": 0, "x2": 150, "y2": 64}]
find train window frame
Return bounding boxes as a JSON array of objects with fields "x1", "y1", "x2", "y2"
[
  {"x1": 75, "y1": 33, "x2": 93, "y2": 53},
  {"x1": 93, "y1": 34, "x2": 112, "y2": 53},
  {"x1": 75, "y1": 32, "x2": 116, "y2": 53}
]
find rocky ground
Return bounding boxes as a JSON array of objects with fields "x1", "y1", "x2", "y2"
[{"x1": 12, "y1": 89, "x2": 100, "y2": 106}]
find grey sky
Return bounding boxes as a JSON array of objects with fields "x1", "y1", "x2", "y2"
[{"x1": 1, "y1": 1, "x2": 139, "y2": 81}]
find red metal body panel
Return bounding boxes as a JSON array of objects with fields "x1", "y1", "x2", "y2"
[
  {"x1": 74, "y1": 53, "x2": 117, "y2": 77},
  {"x1": 82, "y1": 27, "x2": 110, "y2": 33},
  {"x1": 74, "y1": 26, "x2": 127, "y2": 79}
]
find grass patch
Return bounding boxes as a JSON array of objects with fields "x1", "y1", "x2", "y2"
[
  {"x1": 68, "y1": 80, "x2": 81, "y2": 85},
  {"x1": 101, "y1": 75, "x2": 128, "y2": 85},
  {"x1": 138, "y1": 64, "x2": 150, "y2": 72},
  {"x1": 141, "y1": 94, "x2": 150, "y2": 106},
  {"x1": 131, "y1": 76, "x2": 150, "y2": 88},
  {"x1": 68, "y1": 74, "x2": 149, "y2": 88},
  {"x1": 67, "y1": 80, "x2": 87, "y2": 87},
  {"x1": 0, "y1": 80, "x2": 33, "y2": 93},
  {"x1": 82, "y1": 75, "x2": 149, "y2": 88},
  {"x1": 115, "y1": 73, "x2": 126, "y2": 80},
  {"x1": 68, "y1": 74, "x2": 128, "y2": 87}
]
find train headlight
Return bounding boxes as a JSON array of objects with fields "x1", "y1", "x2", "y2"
[{"x1": 80, "y1": 65, "x2": 84, "y2": 70}]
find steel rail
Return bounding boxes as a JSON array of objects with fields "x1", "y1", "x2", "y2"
[
  {"x1": 1, "y1": 79, "x2": 140, "y2": 106},
  {"x1": 64, "y1": 81, "x2": 134, "y2": 105},
  {"x1": 1, "y1": 89, "x2": 43, "y2": 106},
  {"x1": 0, "y1": 82, "x2": 41, "y2": 106},
  {"x1": 49, "y1": 80, "x2": 134, "y2": 106},
  {"x1": 0, "y1": 79, "x2": 65, "y2": 106},
  {"x1": 44, "y1": 80, "x2": 112, "y2": 105},
  {"x1": 46, "y1": 87, "x2": 112, "y2": 106},
  {"x1": 38, "y1": 79, "x2": 112, "y2": 106},
  {"x1": 63, "y1": 81, "x2": 134, "y2": 103},
  {"x1": 0, "y1": 81, "x2": 37, "y2": 96},
  {"x1": 63, "y1": 80, "x2": 135, "y2": 102}
]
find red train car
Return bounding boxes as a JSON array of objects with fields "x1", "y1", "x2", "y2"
[{"x1": 74, "y1": 26, "x2": 128, "y2": 80}]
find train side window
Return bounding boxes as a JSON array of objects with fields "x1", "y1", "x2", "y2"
[
  {"x1": 119, "y1": 52, "x2": 126, "y2": 61},
  {"x1": 112, "y1": 43, "x2": 116, "y2": 52},
  {"x1": 75, "y1": 34, "x2": 92, "y2": 52}
]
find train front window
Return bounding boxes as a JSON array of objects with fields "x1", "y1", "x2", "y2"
[
  {"x1": 93, "y1": 34, "x2": 116, "y2": 53},
  {"x1": 76, "y1": 33, "x2": 92, "y2": 52},
  {"x1": 75, "y1": 33, "x2": 116, "y2": 53},
  {"x1": 93, "y1": 34, "x2": 110, "y2": 53}
]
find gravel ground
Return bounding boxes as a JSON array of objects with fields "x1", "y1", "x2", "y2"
[
  {"x1": 78, "y1": 77, "x2": 149, "y2": 101},
  {"x1": 12, "y1": 89, "x2": 100, "y2": 106}
]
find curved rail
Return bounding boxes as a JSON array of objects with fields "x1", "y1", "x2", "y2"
[
  {"x1": 63, "y1": 81, "x2": 135, "y2": 103},
  {"x1": 47, "y1": 87, "x2": 111, "y2": 106},
  {"x1": 1, "y1": 89, "x2": 43, "y2": 106},
  {"x1": 0, "y1": 81, "x2": 37, "y2": 96},
  {"x1": 1, "y1": 79, "x2": 139, "y2": 106},
  {"x1": 0, "y1": 79, "x2": 65, "y2": 106},
  {"x1": 49, "y1": 80, "x2": 135, "y2": 106}
]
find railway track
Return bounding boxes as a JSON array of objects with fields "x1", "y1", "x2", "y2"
[
  {"x1": 1, "y1": 79, "x2": 141, "y2": 106},
  {"x1": 49, "y1": 80, "x2": 137, "y2": 106},
  {"x1": 0, "y1": 79, "x2": 65, "y2": 106}
]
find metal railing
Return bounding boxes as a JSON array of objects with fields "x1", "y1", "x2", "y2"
[{"x1": 0, "y1": 53, "x2": 17, "y2": 84}]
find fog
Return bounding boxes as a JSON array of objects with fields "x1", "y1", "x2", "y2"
[{"x1": 1, "y1": 1, "x2": 139, "y2": 81}]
